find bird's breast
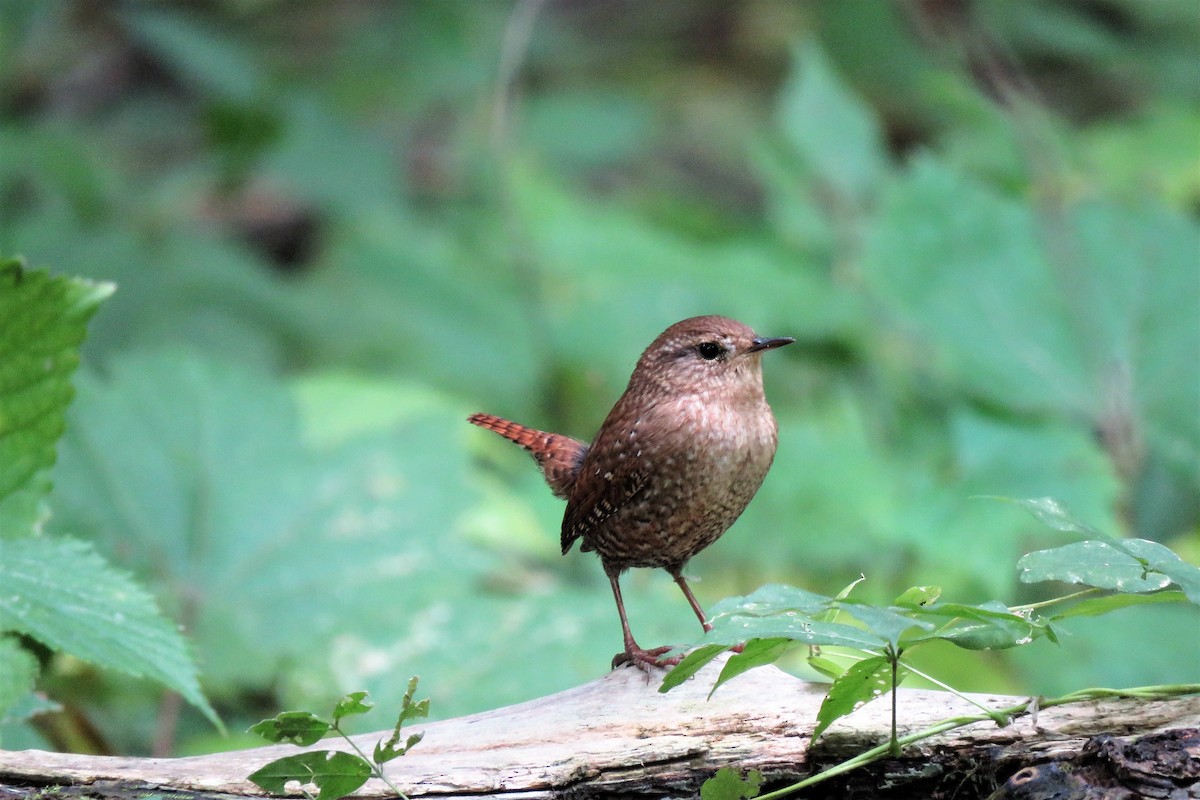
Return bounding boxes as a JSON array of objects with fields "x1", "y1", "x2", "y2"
[{"x1": 582, "y1": 392, "x2": 778, "y2": 568}]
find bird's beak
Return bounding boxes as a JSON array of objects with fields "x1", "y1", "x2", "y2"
[{"x1": 747, "y1": 336, "x2": 795, "y2": 353}]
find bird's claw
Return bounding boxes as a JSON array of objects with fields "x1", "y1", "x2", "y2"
[{"x1": 611, "y1": 644, "x2": 680, "y2": 672}]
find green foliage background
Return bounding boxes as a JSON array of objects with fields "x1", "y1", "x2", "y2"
[{"x1": 1, "y1": 1, "x2": 1196, "y2": 756}]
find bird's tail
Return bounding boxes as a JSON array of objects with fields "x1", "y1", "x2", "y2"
[{"x1": 467, "y1": 413, "x2": 588, "y2": 499}]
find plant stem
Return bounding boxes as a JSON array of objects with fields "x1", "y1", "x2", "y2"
[
  {"x1": 1008, "y1": 588, "x2": 1100, "y2": 613},
  {"x1": 903, "y1": 662, "x2": 1007, "y2": 722},
  {"x1": 335, "y1": 724, "x2": 410, "y2": 800},
  {"x1": 888, "y1": 654, "x2": 900, "y2": 757}
]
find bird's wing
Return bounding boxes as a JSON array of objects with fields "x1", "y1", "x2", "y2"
[
  {"x1": 560, "y1": 461, "x2": 647, "y2": 555},
  {"x1": 558, "y1": 394, "x2": 656, "y2": 555}
]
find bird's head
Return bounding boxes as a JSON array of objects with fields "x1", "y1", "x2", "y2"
[{"x1": 630, "y1": 315, "x2": 793, "y2": 399}]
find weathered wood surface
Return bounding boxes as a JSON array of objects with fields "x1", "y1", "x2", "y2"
[{"x1": 1, "y1": 657, "x2": 1197, "y2": 799}]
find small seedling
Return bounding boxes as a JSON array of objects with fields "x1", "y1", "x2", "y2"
[{"x1": 248, "y1": 676, "x2": 428, "y2": 800}]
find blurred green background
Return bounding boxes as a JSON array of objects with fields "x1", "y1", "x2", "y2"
[{"x1": 1, "y1": 0, "x2": 1197, "y2": 757}]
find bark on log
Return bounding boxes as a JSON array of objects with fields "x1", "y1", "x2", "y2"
[{"x1": 1, "y1": 657, "x2": 1197, "y2": 799}]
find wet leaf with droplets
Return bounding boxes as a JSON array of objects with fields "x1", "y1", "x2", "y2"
[
  {"x1": 707, "y1": 584, "x2": 830, "y2": 620},
  {"x1": 1019, "y1": 540, "x2": 1174, "y2": 594}
]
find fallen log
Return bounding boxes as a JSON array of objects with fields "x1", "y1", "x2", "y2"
[{"x1": 1, "y1": 657, "x2": 1197, "y2": 799}]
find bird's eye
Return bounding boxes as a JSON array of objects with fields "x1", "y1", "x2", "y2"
[{"x1": 697, "y1": 341, "x2": 723, "y2": 360}]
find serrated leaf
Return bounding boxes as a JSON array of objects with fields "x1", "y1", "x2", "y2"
[
  {"x1": 0, "y1": 262, "x2": 113, "y2": 537},
  {"x1": 333, "y1": 692, "x2": 373, "y2": 723},
  {"x1": 248, "y1": 750, "x2": 371, "y2": 800},
  {"x1": 658, "y1": 644, "x2": 732, "y2": 693},
  {"x1": 249, "y1": 711, "x2": 331, "y2": 746},
  {"x1": 1019, "y1": 540, "x2": 1174, "y2": 594},
  {"x1": 812, "y1": 655, "x2": 899, "y2": 741},
  {"x1": 1051, "y1": 590, "x2": 1187, "y2": 620},
  {"x1": 0, "y1": 536, "x2": 217, "y2": 725},
  {"x1": 709, "y1": 638, "x2": 794, "y2": 698},
  {"x1": 50, "y1": 353, "x2": 487, "y2": 696},
  {"x1": 700, "y1": 767, "x2": 763, "y2": 800}
]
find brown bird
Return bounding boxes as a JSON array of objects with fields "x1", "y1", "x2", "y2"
[{"x1": 469, "y1": 315, "x2": 793, "y2": 669}]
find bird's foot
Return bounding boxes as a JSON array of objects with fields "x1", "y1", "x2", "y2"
[{"x1": 611, "y1": 644, "x2": 679, "y2": 672}]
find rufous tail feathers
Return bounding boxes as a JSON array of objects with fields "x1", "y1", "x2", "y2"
[{"x1": 468, "y1": 413, "x2": 588, "y2": 499}]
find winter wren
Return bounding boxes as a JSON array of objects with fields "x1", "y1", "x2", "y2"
[{"x1": 469, "y1": 315, "x2": 793, "y2": 669}]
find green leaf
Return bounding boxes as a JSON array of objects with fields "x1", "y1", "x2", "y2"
[
  {"x1": 0, "y1": 636, "x2": 38, "y2": 723},
  {"x1": 0, "y1": 536, "x2": 217, "y2": 725},
  {"x1": 834, "y1": 600, "x2": 934, "y2": 648},
  {"x1": 999, "y1": 496, "x2": 1109, "y2": 539},
  {"x1": 894, "y1": 586, "x2": 942, "y2": 608},
  {"x1": 248, "y1": 751, "x2": 372, "y2": 800},
  {"x1": 696, "y1": 584, "x2": 891, "y2": 651},
  {"x1": 119, "y1": 9, "x2": 264, "y2": 100},
  {"x1": 332, "y1": 692, "x2": 373, "y2": 724},
  {"x1": 928, "y1": 618, "x2": 1042, "y2": 651},
  {"x1": 1, "y1": 689, "x2": 59, "y2": 732},
  {"x1": 861, "y1": 161, "x2": 1200, "y2": 471},
  {"x1": 910, "y1": 599, "x2": 1032, "y2": 624},
  {"x1": 901, "y1": 600, "x2": 1044, "y2": 650},
  {"x1": 806, "y1": 655, "x2": 843, "y2": 681},
  {"x1": 812, "y1": 655, "x2": 899, "y2": 741},
  {"x1": 0, "y1": 261, "x2": 113, "y2": 537},
  {"x1": 397, "y1": 676, "x2": 430, "y2": 728},
  {"x1": 815, "y1": 574, "x2": 867, "y2": 623},
  {"x1": 1050, "y1": 590, "x2": 1187, "y2": 620},
  {"x1": 1019, "y1": 540, "x2": 1175, "y2": 594},
  {"x1": 374, "y1": 731, "x2": 423, "y2": 765},
  {"x1": 707, "y1": 613, "x2": 888, "y2": 652},
  {"x1": 777, "y1": 39, "x2": 886, "y2": 205},
  {"x1": 659, "y1": 644, "x2": 732, "y2": 694},
  {"x1": 707, "y1": 584, "x2": 833, "y2": 620},
  {"x1": 249, "y1": 712, "x2": 331, "y2": 746},
  {"x1": 708, "y1": 638, "x2": 795, "y2": 698},
  {"x1": 49, "y1": 353, "x2": 487, "y2": 698},
  {"x1": 700, "y1": 767, "x2": 763, "y2": 800},
  {"x1": 374, "y1": 676, "x2": 428, "y2": 762},
  {"x1": 1120, "y1": 539, "x2": 1200, "y2": 604}
]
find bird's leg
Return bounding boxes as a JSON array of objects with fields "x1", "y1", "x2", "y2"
[
  {"x1": 607, "y1": 571, "x2": 678, "y2": 670},
  {"x1": 670, "y1": 568, "x2": 712, "y2": 631},
  {"x1": 670, "y1": 568, "x2": 744, "y2": 654}
]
